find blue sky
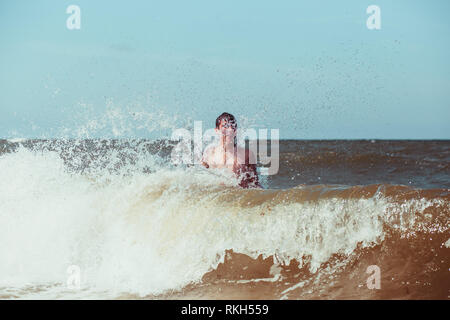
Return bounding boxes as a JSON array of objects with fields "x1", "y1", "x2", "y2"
[{"x1": 1, "y1": 0, "x2": 449, "y2": 139}]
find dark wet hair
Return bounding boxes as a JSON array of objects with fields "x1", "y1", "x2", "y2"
[{"x1": 215, "y1": 112, "x2": 237, "y2": 129}]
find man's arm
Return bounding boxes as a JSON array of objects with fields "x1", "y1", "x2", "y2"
[
  {"x1": 201, "y1": 145, "x2": 212, "y2": 168},
  {"x1": 237, "y1": 149, "x2": 262, "y2": 189}
]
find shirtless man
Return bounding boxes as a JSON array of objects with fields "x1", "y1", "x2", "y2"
[{"x1": 201, "y1": 112, "x2": 262, "y2": 189}]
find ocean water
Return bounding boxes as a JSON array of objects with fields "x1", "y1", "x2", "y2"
[{"x1": 0, "y1": 139, "x2": 448, "y2": 299}]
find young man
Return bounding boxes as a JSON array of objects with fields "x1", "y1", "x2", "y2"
[{"x1": 201, "y1": 112, "x2": 262, "y2": 189}]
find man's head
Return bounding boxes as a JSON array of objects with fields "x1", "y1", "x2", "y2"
[{"x1": 215, "y1": 112, "x2": 237, "y2": 137}]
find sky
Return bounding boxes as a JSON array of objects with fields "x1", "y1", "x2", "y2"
[{"x1": 0, "y1": 0, "x2": 449, "y2": 139}]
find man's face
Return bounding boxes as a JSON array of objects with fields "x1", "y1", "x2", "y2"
[{"x1": 216, "y1": 119, "x2": 237, "y2": 137}]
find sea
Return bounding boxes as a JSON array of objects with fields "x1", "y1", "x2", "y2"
[{"x1": 0, "y1": 138, "x2": 448, "y2": 299}]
